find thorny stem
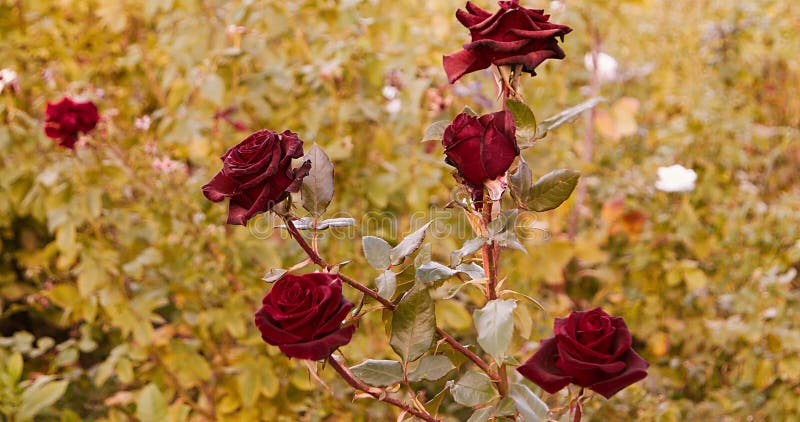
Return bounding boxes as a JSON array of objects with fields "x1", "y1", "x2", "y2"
[
  {"x1": 282, "y1": 216, "x2": 397, "y2": 309},
  {"x1": 479, "y1": 191, "x2": 509, "y2": 397},
  {"x1": 481, "y1": 191, "x2": 498, "y2": 301},
  {"x1": 328, "y1": 356, "x2": 439, "y2": 422},
  {"x1": 281, "y1": 214, "x2": 500, "y2": 395},
  {"x1": 572, "y1": 387, "x2": 585, "y2": 422},
  {"x1": 282, "y1": 217, "x2": 328, "y2": 268},
  {"x1": 436, "y1": 327, "x2": 504, "y2": 394}
]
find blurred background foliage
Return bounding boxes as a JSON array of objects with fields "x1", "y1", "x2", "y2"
[{"x1": 1, "y1": 0, "x2": 799, "y2": 420}]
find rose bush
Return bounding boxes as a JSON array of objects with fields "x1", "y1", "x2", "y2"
[
  {"x1": 202, "y1": 129, "x2": 311, "y2": 225},
  {"x1": 254, "y1": 273, "x2": 356, "y2": 361},
  {"x1": 43, "y1": 97, "x2": 99, "y2": 148},
  {"x1": 517, "y1": 308, "x2": 649, "y2": 398},
  {"x1": 443, "y1": 0, "x2": 572, "y2": 83}
]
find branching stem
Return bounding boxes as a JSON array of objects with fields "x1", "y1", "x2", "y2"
[{"x1": 328, "y1": 357, "x2": 439, "y2": 422}]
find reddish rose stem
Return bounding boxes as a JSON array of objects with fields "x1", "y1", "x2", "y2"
[
  {"x1": 281, "y1": 215, "x2": 500, "y2": 386},
  {"x1": 481, "y1": 192, "x2": 498, "y2": 301},
  {"x1": 282, "y1": 217, "x2": 329, "y2": 268},
  {"x1": 282, "y1": 217, "x2": 396, "y2": 309},
  {"x1": 573, "y1": 388, "x2": 585, "y2": 422},
  {"x1": 435, "y1": 327, "x2": 504, "y2": 393},
  {"x1": 328, "y1": 357, "x2": 439, "y2": 422},
  {"x1": 339, "y1": 273, "x2": 395, "y2": 309}
]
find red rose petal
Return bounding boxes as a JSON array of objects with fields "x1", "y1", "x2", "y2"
[
  {"x1": 278, "y1": 324, "x2": 356, "y2": 361},
  {"x1": 516, "y1": 337, "x2": 573, "y2": 394},
  {"x1": 587, "y1": 350, "x2": 650, "y2": 398}
]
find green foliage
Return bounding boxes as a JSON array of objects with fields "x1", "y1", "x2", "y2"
[
  {"x1": 506, "y1": 98, "x2": 538, "y2": 144},
  {"x1": 349, "y1": 359, "x2": 403, "y2": 387},
  {"x1": 390, "y1": 286, "x2": 436, "y2": 363},
  {"x1": 407, "y1": 355, "x2": 455, "y2": 382},
  {"x1": 0, "y1": 0, "x2": 799, "y2": 420},
  {"x1": 300, "y1": 144, "x2": 334, "y2": 217},
  {"x1": 473, "y1": 299, "x2": 517, "y2": 360}
]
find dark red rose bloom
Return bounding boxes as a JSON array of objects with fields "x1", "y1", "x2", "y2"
[
  {"x1": 202, "y1": 129, "x2": 311, "y2": 225},
  {"x1": 443, "y1": 110, "x2": 518, "y2": 187},
  {"x1": 443, "y1": 1, "x2": 572, "y2": 83},
  {"x1": 44, "y1": 97, "x2": 100, "y2": 149},
  {"x1": 517, "y1": 308, "x2": 649, "y2": 398},
  {"x1": 254, "y1": 273, "x2": 356, "y2": 360}
]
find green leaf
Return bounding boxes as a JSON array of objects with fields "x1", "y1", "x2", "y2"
[
  {"x1": 416, "y1": 261, "x2": 459, "y2": 284},
  {"x1": 376, "y1": 270, "x2": 397, "y2": 299},
  {"x1": 7, "y1": 352, "x2": 23, "y2": 382},
  {"x1": 237, "y1": 367, "x2": 261, "y2": 407},
  {"x1": 509, "y1": 383, "x2": 548, "y2": 422},
  {"x1": 414, "y1": 243, "x2": 432, "y2": 269},
  {"x1": 487, "y1": 210, "x2": 527, "y2": 252},
  {"x1": 473, "y1": 299, "x2": 517, "y2": 359},
  {"x1": 301, "y1": 144, "x2": 335, "y2": 217},
  {"x1": 350, "y1": 359, "x2": 404, "y2": 387},
  {"x1": 424, "y1": 386, "x2": 450, "y2": 416},
  {"x1": 525, "y1": 169, "x2": 580, "y2": 212},
  {"x1": 450, "y1": 237, "x2": 487, "y2": 267},
  {"x1": 450, "y1": 372, "x2": 497, "y2": 407},
  {"x1": 262, "y1": 268, "x2": 287, "y2": 283},
  {"x1": 467, "y1": 406, "x2": 494, "y2": 422},
  {"x1": 507, "y1": 98, "x2": 537, "y2": 143},
  {"x1": 390, "y1": 221, "x2": 433, "y2": 265},
  {"x1": 135, "y1": 383, "x2": 168, "y2": 422},
  {"x1": 363, "y1": 236, "x2": 392, "y2": 269},
  {"x1": 461, "y1": 106, "x2": 478, "y2": 116},
  {"x1": 494, "y1": 397, "x2": 517, "y2": 417},
  {"x1": 456, "y1": 263, "x2": 485, "y2": 280},
  {"x1": 509, "y1": 159, "x2": 532, "y2": 206},
  {"x1": 537, "y1": 97, "x2": 605, "y2": 139},
  {"x1": 422, "y1": 120, "x2": 450, "y2": 142},
  {"x1": 200, "y1": 74, "x2": 225, "y2": 106},
  {"x1": 17, "y1": 378, "x2": 69, "y2": 421},
  {"x1": 435, "y1": 300, "x2": 473, "y2": 331},
  {"x1": 391, "y1": 286, "x2": 436, "y2": 362},
  {"x1": 279, "y1": 217, "x2": 355, "y2": 230},
  {"x1": 259, "y1": 358, "x2": 279, "y2": 398},
  {"x1": 408, "y1": 355, "x2": 455, "y2": 382}
]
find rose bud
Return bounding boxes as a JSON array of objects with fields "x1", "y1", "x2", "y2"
[
  {"x1": 517, "y1": 307, "x2": 649, "y2": 398},
  {"x1": 44, "y1": 97, "x2": 100, "y2": 149},
  {"x1": 443, "y1": 0, "x2": 572, "y2": 84},
  {"x1": 202, "y1": 129, "x2": 311, "y2": 225},
  {"x1": 443, "y1": 110, "x2": 518, "y2": 187},
  {"x1": 254, "y1": 273, "x2": 357, "y2": 361}
]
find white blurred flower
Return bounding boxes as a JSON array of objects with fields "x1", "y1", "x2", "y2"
[
  {"x1": 42, "y1": 69, "x2": 56, "y2": 88},
  {"x1": 762, "y1": 308, "x2": 778, "y2": 320},
  {"x1": 135, "y1": 115, "x2": 152, "y2": 131},
  {"x1": 192, "y1": 212, "x2": 206, "y2": 225},
  {"x1": 226, "y1": 25, "x2": 246, "y2": 36},
  {"x1": 549, "y1": 1, "x2": 565, "y2": 12},
  {"x1": 381, "y1": 85, "x2": 399, "y2": 100},
  {"x1": 584, "y1": 52, "x2": 619, "y2": 83},
  {"x1": 0, "y1": 68, "x2": 19, "y2": 93},
  {"x1": 152, "y1": 156, "x2": 187, "y2": 174},
  {"x1": 385, "y1": 99, "x2": 402, "y2": 114},
  {"x1": 655, "y1": 164, "x2": 697, "y2": 192}
]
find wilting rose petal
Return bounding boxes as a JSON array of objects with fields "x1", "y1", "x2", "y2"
[{"x1": 443, "y1": 1, "x2": 572, "y2": 83}]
